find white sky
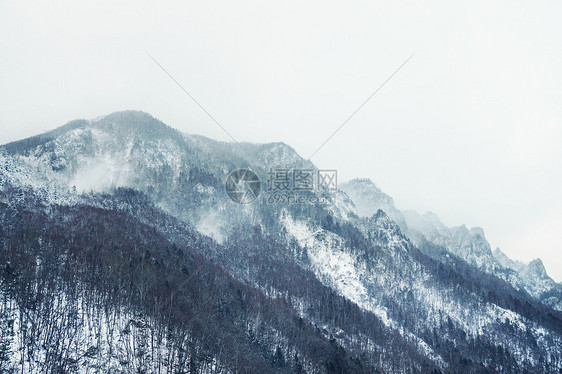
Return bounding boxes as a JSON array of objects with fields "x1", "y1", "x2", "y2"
[{"x1": 1, "y1": 0, "x2": 561, "y2": 281}]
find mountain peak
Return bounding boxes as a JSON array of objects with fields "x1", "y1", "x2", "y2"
[
  {"x1": 344, "y1": 178, "x2": 382, "y2": 192},
  {"x1": 470, "y1": 227, "x2": 485, "y2": 237},
  {"x1": 89, "y1": 110, "x2": 178, "y2": 139},
  {"x1": 374, "y1": 208, "x2": 390, "y2": 220},
  {"x1": 340, "y1": 178, "x2": 397, "y2": 219},
  {"x1": 2, "y1": 110, "x2": 178, "y2": 157},
  {"x1": 493, "y1": 247, "x2": 508, "y2": 261},
  {"x1": 493, "y1": 247, "x2": 525, "y2": 272},
  {"x1": 95, "y1": 110, "x2": 160, "y2": 125},
  {"x1": 527, "y1": 258, "x2": 547, "y2": 277},
  {"x1": 420, "y1": 211, "x2": 443, "y2": 224}
]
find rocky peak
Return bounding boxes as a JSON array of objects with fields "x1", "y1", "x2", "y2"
[
  {"x1": 494, "y1": 248, "x2": 525, "y2": 272},
  {"x1": 526, "y1": 258, "x2": 548, "y2": 278},
  {"x1": 340, "y1": 178, "x2": 397, "y2": 219}
]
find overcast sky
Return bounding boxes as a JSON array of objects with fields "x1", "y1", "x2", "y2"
[{"x1": 1, "y1": 0, "x2": 561, "y2": 281}]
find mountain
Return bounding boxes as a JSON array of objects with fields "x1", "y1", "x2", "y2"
[
  {"x1": 1, "y1": 111, "x2": 561, "y2": 373},
  {"x1": 341, "y1": 179, "x2": 500, "y2": 270},
  {"x1": 341, "y1": 178, "x2": 562, "y2": 312},
  {"x1": 494, "y1": 248, "x2": 562, "y2": 311},
  {"x1": 337, "y1": 179, "x2": 400, "y2": 221}
]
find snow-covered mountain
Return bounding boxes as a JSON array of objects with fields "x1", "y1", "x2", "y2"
[
  {"x1": 494, "y1": 248, "x2": 562, "y2": 311},
  {"x1": 341, "y1": 178, "x2": 562, "y2": 312},
  {"x1": 1, "y1": 111, "x2": 561, "y2": 373}
]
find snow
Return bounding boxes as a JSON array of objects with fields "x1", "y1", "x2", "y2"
[
  {"x1": 282, "y1": 215, "x2": 369, "y2": 306},
  {"x1": 282, "y1": 215, "x2": 449, "y2": 370}
]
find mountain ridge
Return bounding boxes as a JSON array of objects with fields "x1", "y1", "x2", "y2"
[
  {"x1": 341, "y1": 177, "x2": 562, "y2": 311},
  {"x1": 1, "y1": 110, "x2": 561, "y2": 373}
]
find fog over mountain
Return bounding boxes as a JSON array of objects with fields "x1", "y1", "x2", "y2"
[{"x1": 0, "y1": 111, "x2": 561, "y2": 373}]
